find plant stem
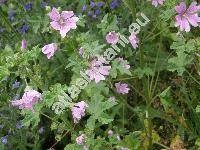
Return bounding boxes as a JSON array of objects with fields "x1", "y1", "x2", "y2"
[{"x1": 140, "y1": 39, "x2": 152, "y2": 150}]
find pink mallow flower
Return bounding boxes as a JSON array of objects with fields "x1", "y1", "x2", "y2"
[
  {"x1": 42, "y1": 43, "x2": 58, "y2": 59},
  {"x1": 151, "y1": 0, "x2": 165, "y2": 7},
  {"x1": 86, "y1": 57, "x2": 111, "y2": 83},
  {"x1": 11, "y1": 90, "x2": 41, "y2": 112},
  {"x1": 21, "y1": 39, "x2": 27, "y2": 49},
  {"x1": 48, "y1": 7, "x2": 79, "y2": 38},
  {"x1": 129, "y1": 32, "x2": 139, "y2": 49},
  {"x1": 175, "y1": 2, "x2": 200, "y2": 32},
  {"x1": 76, "y1": 134, "x2": 86, "y2": 145},
  {"x1": 106, "y1": 31, "x2": 119, "y2": 44},
  {"x1": 71, "y1": 101, "x2": 88, "y2": 123},
  {"x1": 116, "y1": 57, "x2": 130, "y2": 70},
  {"x1": 115, "y1": 82, "x2": 130, "y2": 94},
  {"x1": 108, "y1": 130, "x2": 114, "y2": 136}
]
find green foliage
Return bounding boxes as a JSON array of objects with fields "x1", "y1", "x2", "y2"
[
  {"x1": 97, "y1": 14, "x2": 119, "y2": 36},
  {"x1": 87, "y1": 93, "x2": 117, "y2": 130},
  {"x1": 134, "y1": 67, "x2": 154, "y2": 79},
  {"x1": 1, "y1": 0, "x2": 200, "y2": 149},
  {"x1": 168, "y1": 50, "x2": 193, "y2": 75},
  {"x1": 110, "y1": 59, "x2": 132, "y2": 78}
]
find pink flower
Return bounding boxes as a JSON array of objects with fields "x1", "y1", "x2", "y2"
[
  {"x1": 71, "y1": 101, "x2": 88, "y2": 123},
  {"x1": 21, "y1": 39, "x2": 27, "y2": 49},
  {"x1": 116, "y1": 57, "x2": 130, "y2": 69},
  {"x1": 108, "y1": 130, "x2": 114, "y2": 136},
  {"x1": 42, "y1": 43, "x2": 58, "y2": 59},
  {"x1": 115, "y1": 82, "x2": 130, "y2": 94},
  {"x1": 76, "y1": 134, "x2": 86, "y2": 145},
  {"x1": 129, "y1": 32, "x2": 139, "y2": 49},
  {"x1": 86, "y1": 57, "x2": 111, "y2": 83},
  {"x1": 11, "y1": 90, "x2": 41, "y2": 112},
  {"x1": 151, "y1": 0, "x2": 165, "y2": 7},
  {"x1": 175, "y1": 2, "x2": 200, "y2": 32},
  {"x1": 48, "y1": 7, "x2": 79, "y2": 38},
  {"x1": 106, "y1": 31, "x2": 119, "y2": 44}
]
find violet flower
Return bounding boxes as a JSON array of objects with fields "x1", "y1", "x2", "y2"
[
  {"x1": 129, "y1": 32, "x2": 139, "y2": 49},
  {"x1": 21, "y1": 39, "x2": 27, "y2": 49},
  {"x1": 86, "y1": 58, "x2": 111, "y2": 83},
  {"x1": 76, "y1": 134, "x2": 86, "y2": 145},
  {"x1": 11, "y1": 89, "x2": 42, "y2": 112},
  {"x1": 48, "y1": 7, "x2": 79, "y2": 38},
  {"x1": 71, "y1": 101, "x2": 88, "y2": 123},
  {"x1": 42, "y1": 43, "x2": 58, "y2": 59},
  {"x1": 151, "y1": 0, "x2": 165, "y2": 7},
  {"x1": 106, "y1": 31, "x2": 119, "y2": 45},
  {"x1": 175, "y1": 2, "x2": 200, "y2": 32},
  {"x1": 115, "y1": 82, "x2": 130, "y2": 94}
]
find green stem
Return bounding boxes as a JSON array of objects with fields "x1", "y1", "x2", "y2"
[
  {"x1": 123, "y1": 0, "x2": 136, "y2": 19},
  {"x1": 140, "y1": 39, "x2": 152, "y2": 150}
]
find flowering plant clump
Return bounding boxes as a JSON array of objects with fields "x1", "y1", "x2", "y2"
[
  {"x1": 48, "y1": 7, "x2": 79, "y2": 38},
  {"x1": 42, "y1": 43, "x2": 58, "y2": 59},
  {"x1": 71, "y1": 101, "x2": 88, "y2": 123},
  {"x1": 11, "y1": 89, "x2": 42, "y2": 112},
  {"x1": 86, "y1": 58, "x2": 111, "y2": 83},
  {"x1": 1, "y1": 0, "x2": 200, "y2": 149}
]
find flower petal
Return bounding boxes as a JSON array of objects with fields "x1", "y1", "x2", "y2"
[
  {"x1": 50, "y1": 21, "x2": 60, "y2": 30},
  {"x1": 187, "y1": 2, "x2": 200, "y2": 14},
  {"x1": 48, "y1": 7, "x2": 60, "y2": 21},
  {"x1": 187, "y1": 14, "x2": 200, "y2": 27},
  {"x1": 175, "y1": 2, "x2": 186, "y2": 14},
  {"x1": 61, "y1": 11, "x2": 74, "y2": 20}
]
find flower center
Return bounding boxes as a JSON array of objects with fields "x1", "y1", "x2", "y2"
[{"x1": 59, "y1": 18, "x2": 65, "y2": 25}]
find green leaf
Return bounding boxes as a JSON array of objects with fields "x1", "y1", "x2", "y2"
[
  {"x1": 196, "y1": 105, "x2": 200, "y2": 113},
  {"x1": 97, "y1": 14, "x2": 119, "y2": 36},
  {"x1": 170, "y1": 40, "x2": 196, "y2": 53},
  {"x1": 64, "y1": 144, "x2": 80, "y2": 150},
  {"x1": 110, "y1": 59, "x2": 132, "y2": 79},
  {"x1": 159, "y1": 86, "x2": 172, "y2": 111},
  {"x1": 134, "y1": 67, "x2": 154, "y2": 79},
  {"x1": 86, "y1": 93, "x2": 117, "y2": 130},
  {"x1": 160, "y1": 8, "x2": 176, "y2": 21},
  {"x1": 21, "y1": 109, "x2": 40, "y2": 127},
  {"x1": 168, "y1": 51, "x2": 193, "y2": 75}
]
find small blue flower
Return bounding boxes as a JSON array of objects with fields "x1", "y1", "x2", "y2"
[
  {"x1": 1, "y1": 136, "x2": 8, "y2": 145},
  {"x1": 12, "y1": 81, "x2": 20, "y2": 89},
  {"x1": 90, "y1": 1, "x2": 95, "y2": 8},
  {"x1": 110, "y1": 0, "x2": 120, "y2": 9},
  {"x1": 41, "y1": 1, "x2": 47, "y2": 8},
  {"x1": 20, "y1": 25, "x2": 29, "y2": 33},
  {"x1": 82, "y1": 5, "x2": 87, "y2": 12},
  {"x1": 94, "y1": 9, "x2": 101, "y2": 15},
  {"x1": 16, "y1": 122, "x2": 23, "y2": 129},
  {"x1": 8, "y1": 10, "x2": 16, "y2": 21},
  {"x1": 24, "y1": 3, "x2": 32, "y2": 11},
  {"x1": 96, "y1": 2, "x2": 105, "y2": 7},
  {"x1": 88, "y1": 11, "x2": 93, "y2": 16}
]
